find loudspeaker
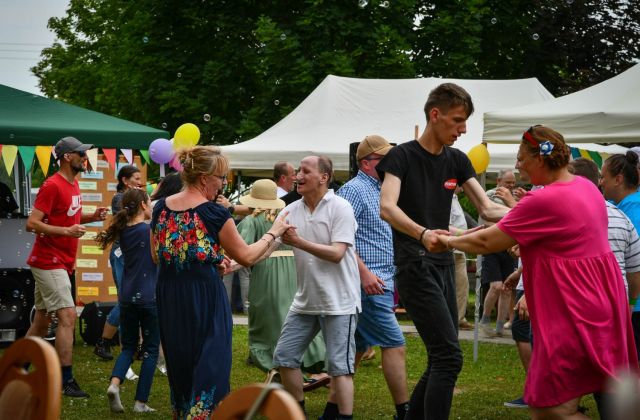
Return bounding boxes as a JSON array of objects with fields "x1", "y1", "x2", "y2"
[
  {"x1": 0, "y1": 268, "x2": 35, "y2": 343},
  {"x1": 79, "y1": 301, "x2": 119, "y2": 345},
  {"x1": 349, "y1": 142, "x2": 360, "y2": 180}
]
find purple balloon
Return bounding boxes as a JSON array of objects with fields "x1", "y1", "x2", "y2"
[{"x1": 149, "y1": 138, "x2": 174, "y2": 164}]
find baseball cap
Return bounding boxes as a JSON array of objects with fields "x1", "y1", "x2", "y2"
[
  {"x1": 54, "y1": 136, "x2": 93, "y2": 157},
  {"x1": 356, "y1": 135, "x2": 393, "y2": 161}
]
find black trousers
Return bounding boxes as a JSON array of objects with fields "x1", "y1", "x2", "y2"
[{"x1": 396, "y1": 258, "x2": 462, "y2": 420}]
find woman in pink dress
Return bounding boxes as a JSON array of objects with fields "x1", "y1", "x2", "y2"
[{"x1": 430, "y1": 125, "x2": 637, "y2": 419}]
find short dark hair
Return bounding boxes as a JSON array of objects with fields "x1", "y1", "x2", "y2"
[
  {"x1": 424, "y1": 83, "x2": 474, "y2": 119},
  {"x1": 273, "y1": 161, "x2": 291, "y2": 181},
  {"x1": 568, "y1": 158, "x2": 599, "y2": 187}
]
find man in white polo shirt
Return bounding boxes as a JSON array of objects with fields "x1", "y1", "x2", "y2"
[{"x1": 273, "y1": 155, "x2": 360, "y2": 420}]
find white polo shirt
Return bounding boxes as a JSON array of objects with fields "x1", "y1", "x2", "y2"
[{"x1": 283, "y1": 190, "x2": 361, "y2": 315}]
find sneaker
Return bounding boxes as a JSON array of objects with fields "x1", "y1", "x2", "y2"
[
  {"x1": 134, "y1": 401, "x2": 156, "y2": 412},
  {"x1": 504, "y1": 397, "x2": 528, "y2": 409},
  {"x1": 94, "y1": 338, "x2": 113, "y2": 360},
  {"x1": 157, "y1": 363, "x2": 167, "y2": 375},
  {"x1": 126, "y1": 367, "x2": 139, "y2": 381},
  {"x1": 503, "y1": 321, "x2": 512, "y2": 330},
  {"x1": 459, "y1": 320, "x2": 474, "y2": 330},
  {"x1": 107, "y1": 384, "x2": 124, "y2": 412},
  {"x1": 480, "y1": 323, "x2": 500, "y2": 338},
  {"x1": 63, "y1": 378, "x2": 89, "y2": 398}
]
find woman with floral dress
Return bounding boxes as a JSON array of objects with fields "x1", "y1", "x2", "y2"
[{"x1": 150, "y1": 146, "x2": 290, "y2": 419}]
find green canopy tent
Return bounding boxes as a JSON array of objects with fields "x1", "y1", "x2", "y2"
[{"x1": 0, "y1": 84, "x2": 168, "y2": 149}]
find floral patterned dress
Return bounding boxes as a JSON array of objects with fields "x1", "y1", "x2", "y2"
[{"x1": 151, "y1": 198, "x2": 232, "y2": 419}]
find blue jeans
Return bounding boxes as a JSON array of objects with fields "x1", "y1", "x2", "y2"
[
  {"x1": 111, "y1": 303, "x2": 160, "y2": 402},
  {"x1": 396, "y1": 258, "x2": 462, "y2": 420},
  {"x1": 107, "y1": 245, "x2": 125, "y2": 327}
]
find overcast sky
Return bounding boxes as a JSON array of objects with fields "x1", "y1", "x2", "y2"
[{"x1": 0, "y1": 0, "x2": 69, "y2": 94}]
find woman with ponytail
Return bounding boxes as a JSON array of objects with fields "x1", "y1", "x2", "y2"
[{"x1": 96, "y1": 188, "x2": 159, "y2": 413}]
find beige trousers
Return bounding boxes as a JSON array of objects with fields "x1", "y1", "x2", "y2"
[{"x1": 454, "y1": 253, "x2": 469, "y2": 323}]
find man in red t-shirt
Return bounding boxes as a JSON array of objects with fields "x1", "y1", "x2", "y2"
[{"x1": 25, "y1": 136, "x2": 108, "y2": 398}]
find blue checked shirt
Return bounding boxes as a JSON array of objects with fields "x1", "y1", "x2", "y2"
[{"x1": 338, "y1": 171, "x2": 396, "y2": 289}]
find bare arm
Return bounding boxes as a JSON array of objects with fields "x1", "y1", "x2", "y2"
[
  {"x1": 380, "y1": 173, "x2": 424, "y2": 240},
  {"x1": 432, "y1": 224, "x2": 517, "y2": 255},
  {"x1": 461, "y1": 178, "x2": 510, "y2": 223},
  {"x1": 80, "y1": 206, "x2": 109, "y2": 224},
  {"x1": 282, "y1": 227, "x2": 348, "y2": 264},
  {"x1": 218, "y1": 217, "x2": 288, "y2": 266},
  {"x1": 26, "y1": 208, "x2": 86, "y2": 238}
]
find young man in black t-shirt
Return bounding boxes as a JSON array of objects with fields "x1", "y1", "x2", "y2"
[{"x1": 377, "y1": 83, "x2": 508, "y2": 420}]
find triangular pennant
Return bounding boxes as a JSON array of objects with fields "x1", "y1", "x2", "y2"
[
  {"x1": 35, "y1": 146, "x2": 53, "y2": 177},
  {"x1": 2, "y1": 145, "x2": 18, "y2": 176},
  {"x1": 86, "y1": 149, "x2": 99, "y2": 173},
  {"x1": 0, "y1": 145, "x2": 3, "y2": 158},
  {"x1": 102, "y1": 148, "x2": 117, "y2": 170},
  {"x1": 139, "y1": 149, "x2": 151, "y2": 166},
  {"x1": 578, "y1": 149, "x2": 591, "y2": 160},
  {"x1": 570, "y1": 147, "x2": 581, "y2": 160},
  {"x1": 587, "y1": 150, "x2": 603, "y2": 168},
  {"x1": 121, "y1": 148, "x2": 133, "y2": 164},
  {"x1": 17, "y1": 146, "x2": 35, "y2": 173}
]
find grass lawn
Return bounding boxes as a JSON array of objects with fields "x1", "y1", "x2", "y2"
[{"x1": 6, "y1": 325, "x2": 599, "y2": 419}]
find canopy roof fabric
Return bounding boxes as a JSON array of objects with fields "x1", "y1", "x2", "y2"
[
  {"x1": 221, "y1": 75, "x2": 554, "y2": 176},
  {"x1": 0, "y1": 84, "x2": 168, "y2": 150},
  {"x1": 483, "y1": 64, "x2": 640, "y2": 144}
]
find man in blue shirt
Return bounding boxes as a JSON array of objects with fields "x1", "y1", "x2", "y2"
[{"x1": 338, "y1": 135, "x2": 409, "y2": 420}]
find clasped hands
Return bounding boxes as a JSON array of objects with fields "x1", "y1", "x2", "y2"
[{"x1": 424, "y1": 225, "x2": 486, "y2": 252}]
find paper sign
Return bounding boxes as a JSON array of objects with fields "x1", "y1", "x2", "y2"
[
  {"x1": 97, "y1": 160, "x2": 109, "y2": 168},
  {"x1": 77, "y1": 287, "x2": 99, "y2": 296},
  {"x1": 82, "y1": 205, "x2": 97, "y2": 214},
  {"x1": 77, "y1": 259, "x2": 98, "y2": 268},
  {"x1": 84, "y1": 221, "x2": 104, "y2": 228},
  {"x1": 81, "y1": 245, "x2": 103, "y2": 255},
  {"x1": 81, "y1": 272, "x2": 103, "y2": 282},
  {"x1": 108, "y1": 287, "x2": 118, "y2": 296},
  {"x1": 81, "y1": 171, "x2": 104, "y2": 179},
  {"x1": 107, "y1": 182, "x2": 118, "y2": 192},
  {"x1": 78, "y1": 181, "x2": 97, "y2": 190},
  {"x1": 81, "y1": 193, "x2": 103, "y2": 202},
  {"x1": 80, "y1": 231, "x2": 97, "y2": 241}
]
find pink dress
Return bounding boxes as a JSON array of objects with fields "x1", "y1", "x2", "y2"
[{"x1": 497, "y1": 175, "x2": 637, "y2": 407}]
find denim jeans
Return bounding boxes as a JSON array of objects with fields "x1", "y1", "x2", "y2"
[
  {"x1": 111, "y1": 303, "x2": 160, "y2": 402},
  {"x1": 396, "y1": 258, "x2": 462, "y2": 420},
  {"x1": 107, "y1": 245, "x2": 125, "y2": 327}
]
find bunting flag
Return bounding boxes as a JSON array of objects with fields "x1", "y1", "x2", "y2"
[
  {"x1": 102, "y1": 148, "x2": 117, "y2": 170},
  {"x1": 2, "y1": 145, "x2": 18, "y2": 176},
  {"x1": 35, "y1": 146, "x2": 53, "y2": 176},
  {"x1": 139, "y1": 149, "x2": 151, "y2": 166},
  {"x1": 86, "y1": 148, "x2": 99, "y2": 173},
  {"x1": 17, "y1": 146, "x2": 35, "y2": 173},
  {"x1": 569, "y1": 146, "x2": 609, "y2": 169},
  {"x1": 0, "y1": 145, "x2": 3, "y2": 158},
  {"x1": 121, "y1": 148, "x2": 133, "y2": 164}
]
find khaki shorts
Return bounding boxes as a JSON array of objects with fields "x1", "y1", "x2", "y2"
[{"x1": 31, "y1": 267, "x2": 75, "y2": 312}]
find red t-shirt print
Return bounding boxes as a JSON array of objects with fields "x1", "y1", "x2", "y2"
[
  {"x1": 444, "y1": 179, "x2": 458, "y2": 190},
  {"x1": 27, "y1": 172, "x2": 83, "y2": 273}
]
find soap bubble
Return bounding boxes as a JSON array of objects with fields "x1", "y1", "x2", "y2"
[
  {"x1": 532, "y1": 33, "x2": 540, "y2": 41},
  {"x1": 274, "y1": 100, "x2": 280, "y2": 106},
  {"x1": 203, "y1": 114, "x2": 211, "y2": 122}
]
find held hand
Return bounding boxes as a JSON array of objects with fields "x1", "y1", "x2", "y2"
[
  {"x1": 217, "y1": 256, "x2": 231, "y2": 276},
  {"x1": 281, "y1": 227, "x2": 299, "y2": 247},
  {"x1": 425, "y1": 230, "x2": 450, "y2": 253},
  {"x1": 495, "y1": 187, "x2": 517, "y2": 208},
  {"x1": 216, "y1": 194, "x2": 230, "y2": 208},
  {"x1": 67, "y1": 224, "x2": 87, "y2": 238},
  {"x1": 361, "y1": 269, "x2": 385, "y2": 296},
  {"x1": 515, "y1": 295, "x2": 529, "y2": 321},
  {"x1": 513, "y1": 187, "x2": 527, "y2": 200},
  {"x1": 271, "y1": 211, "x2": 292, "y2": 237},
  {"x1": 94, "y1": 206, "x2": 109, "y2": 221}
]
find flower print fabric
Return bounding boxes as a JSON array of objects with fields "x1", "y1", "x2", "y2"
[{"x1": 150, "y1": 198, "x2": 232, "y2": 418}]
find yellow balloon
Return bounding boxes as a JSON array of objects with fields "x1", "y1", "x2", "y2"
[
  {"x1": 467, "y1": 144, "x2": 490, "y2": 174},
  {"x1": 173, "y1": 123, "x2": 200, "y2": 149}
]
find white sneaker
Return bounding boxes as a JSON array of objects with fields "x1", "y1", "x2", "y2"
[
  {"x1": 157, "y1": 363, "x2": 167, "y2": 375},
  {"x1": 134, "y1": 401, "x2": 156, "y2": 412},
  {"x1": 107, "y1": 384, "x2": 124, "y2": 413},
  {"x1": 126, "y1": 367, "x2": 139, "y2": 381}
]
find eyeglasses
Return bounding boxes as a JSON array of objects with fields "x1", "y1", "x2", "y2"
[{"x1": 213, "y1": 174, "x2": 227, "y2": 182}]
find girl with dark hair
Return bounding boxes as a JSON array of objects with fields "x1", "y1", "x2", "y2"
[
  {"x1": 95, "y1": 164, "x2": 143, "y2": 361},
  {"x1": 431, "y1": 126, "x2": 636, "y2": 419},
  {"x1": 96, "y1": 188, "x2": 159, "y2": 413},
  {"x1": 150, "y1": 172, "x2": 183, "y2": 208}
]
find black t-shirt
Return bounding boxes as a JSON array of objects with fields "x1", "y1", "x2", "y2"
[{"x1": 376, "y1": 140, "x2": 476, "y2": 265}]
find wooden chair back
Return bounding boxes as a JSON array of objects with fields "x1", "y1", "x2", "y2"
[
  {"x1": 0, "y1": 337, "x2": 61, "y2": 420},
  {"x1": 212, "y1": 383, "x2": 306, "y2": 420}
]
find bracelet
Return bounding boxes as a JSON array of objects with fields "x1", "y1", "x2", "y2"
[
  {"x1": 265, "y1": 232, "x2": 277, "y2": 241},
  {"x1": 419, "y1": 228, "x2": 430, "y2": 242}
]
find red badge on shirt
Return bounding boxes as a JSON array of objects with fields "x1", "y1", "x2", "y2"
[{"x1": 444, "y1": 179, "x2": 458, "y2": 190}]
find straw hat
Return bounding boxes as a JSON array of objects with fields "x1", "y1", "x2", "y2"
[{"x1": 239, "y1": 179, "x2": 286, "y2": 209}]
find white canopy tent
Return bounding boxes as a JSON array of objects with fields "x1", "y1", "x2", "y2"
[
  {"x1": 221, "y1": 75, "x2": 556, "y2": 178},
  {"x1": 483, "y1": 64, "x2": 640, "y2": 144}
]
